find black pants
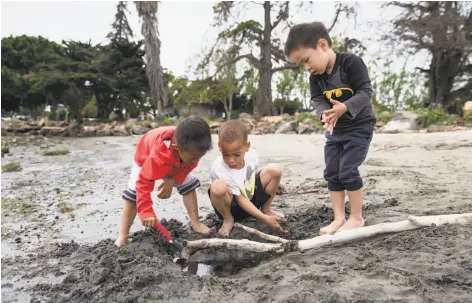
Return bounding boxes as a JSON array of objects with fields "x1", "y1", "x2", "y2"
[
  {"x1": 324, "y1": 122, "x2": 374, "y2": 192},
  {"x1": 208, "y1": 172, "x2": 271, "y2": 221}
]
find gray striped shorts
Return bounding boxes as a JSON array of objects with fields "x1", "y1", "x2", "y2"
[{"x1": 122, "y1": 161, "x2": 201, "y2": 202}]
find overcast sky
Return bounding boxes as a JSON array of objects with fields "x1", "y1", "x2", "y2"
[{"x1": 1, "y1": 1, "x2": 427, "y2": 79}]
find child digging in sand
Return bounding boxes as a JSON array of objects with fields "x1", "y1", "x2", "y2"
[
  {"x1": 115, "y1": 116, "x2": 214, "y2": 247},
  {"x1": 208, "y1": 119, "x2": 288, "y2": 236},
  {"x1": 284, "y1": 22, "x2": 377, "y2": 235}
]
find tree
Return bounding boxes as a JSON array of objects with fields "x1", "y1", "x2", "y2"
[
  {"x1": 214, "y1": 50, "x2": 240, "y2": 119},
  {"x1": 135, "y1": 1, "x2": 168, "y2": 119},
  {"x1": 107, "y1": 1, "x2": 134, "y2": 42},
  {"x1": 388, "y1": 1, "x2": 472, "y2": 113},
  {"x1": 202, "y1": 2, "x2": 356, "y2": 116}
]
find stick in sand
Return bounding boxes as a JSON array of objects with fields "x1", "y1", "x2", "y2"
[{"x1": 181, "y1": 213, "x2": 472, "y2": 259}]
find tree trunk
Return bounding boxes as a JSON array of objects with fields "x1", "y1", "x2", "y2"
[
  {"x1": 428, "y1": 49, "x2": 462, "y2": 111},
  {"x1": 258, "y1": 1, "x2": 273, "y2": 117},
  {"x1": 135, "y1": 2, "x2": 168, "y2": 120}
]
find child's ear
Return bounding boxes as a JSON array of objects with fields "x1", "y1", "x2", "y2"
[
  {"x1": 172, "y1": 143, "x2": 179, "y2": 151},
  {"x1": 246, "y1": 141, "x2": 251, "y2": 151},
  {"x1": 217, "y1": 141, "x2": 222, "y2": 152}
]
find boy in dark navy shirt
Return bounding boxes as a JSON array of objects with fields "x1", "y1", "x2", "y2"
[{"x1": 284, "y1": 21, "x2": 377, "y2": 235}]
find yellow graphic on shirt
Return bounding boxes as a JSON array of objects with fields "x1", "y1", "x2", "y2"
[
  {"x1": 240, "y1": 170, "x2": 256, "y2": 199},
  {"x1": 323, "y1": 88, "x2": 354, "y2": 100}
]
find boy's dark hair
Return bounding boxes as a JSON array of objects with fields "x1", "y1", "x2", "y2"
[
  {"x1": 284, "y1": 22, "x2": 332, "y2": 57},
  {"x1": 219, "y1": 119, "x2": 248, "y2": 143},
  {"x1": 175, "y1": 116, "x2": 213, "y2": 152}
]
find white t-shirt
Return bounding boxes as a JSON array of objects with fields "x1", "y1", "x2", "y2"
[{"x1": 210, "y1": 148, "x2": 260, "y2": 199}]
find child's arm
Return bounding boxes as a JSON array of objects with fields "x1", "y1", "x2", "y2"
[
  {"x1": 135, "y1": 157, "x2": 170, "y2": 224},
  {"x1": 343, "y1": 55, "x2": 373, "y2": 119},
  {"x1": 234, "y1": 195, "x2": 283, "y2": 231},
  {"x1": 310, "y1": 75, "x2": 331, "y2": 120}
]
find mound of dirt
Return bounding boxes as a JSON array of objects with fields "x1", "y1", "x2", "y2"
[{"x1": 3, "y1": 203, "x2": 472, "y2": 303}]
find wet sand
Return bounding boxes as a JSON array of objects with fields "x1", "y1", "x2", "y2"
[{"x1": 1, "y1": 131, "x2": 472, "y2": 302}]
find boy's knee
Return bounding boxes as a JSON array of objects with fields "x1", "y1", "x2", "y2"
[
  {"x1": 210, "y1": 179, "x2": 230, "y2": 198},
  {"x1": 265, "y1": 163, "x2": 282, "y2": 179}
]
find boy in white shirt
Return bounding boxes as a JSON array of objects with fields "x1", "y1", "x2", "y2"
[{"x1": 209, "y1": 119, "x2": 287, "y2": 236}]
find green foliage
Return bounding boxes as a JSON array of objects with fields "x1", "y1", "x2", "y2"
[
  {"x1": 376, "y1": 110, "x2": 395, "y2": 125},
  {"x1": 415, "y1": 106, "x2": 455, "y2": 127},
  {"x1": 82, "y1": 95, "x2": 98, "y2": 118},
  {"x1": 2, "y1": 163, "x2": 22, "y2": 172},
  {"x1": 41, "y1": 149, "x2": 70, "y2": 156},
  {"x1": 464, "y1": 111, "x2": 472, "y2": 123},
  {"x1": 370, "y1": 60, "x2": 428, "y2": 112},
  {"x1": 295, "y1": 112, "x2": 322, "y2": 129},
  {"x1": 1, "y1": 146, "x2": 10, "y2": 154},
  {"x1": 163, "y1": 117, "x2": 175, "y2": 126}
]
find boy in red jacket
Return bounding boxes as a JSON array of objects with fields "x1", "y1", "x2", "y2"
[{"x1": 115, "y1": 116, "x2": 214, "y2": 247}]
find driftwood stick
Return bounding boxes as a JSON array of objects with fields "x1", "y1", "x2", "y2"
[
  {"x1": 181, "y1": 238, "x2": 285, "y2": 260},
  {"x1": 297, "y1": 213, "x2": 472, "y2": 252},
  {"x1": 233, "y1": 223, "x2": 289, "y2": 244},
  {"x1": 181, "y1": 213, "x2": 472, "y2": 259}
]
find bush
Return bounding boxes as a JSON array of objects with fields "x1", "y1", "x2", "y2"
[
  {"x1": 376, "y1": 110, "x2": 395, "y2": 125},
  {"x1": 464, "y1": 111, "x2": 472, "y2": 124},
  {"x1": 57, "y1": 108, "x2": 68, "y2": 121},
  {"x1": 109, "y1": 111, "x2": 119, "y2": 121},
  {"x1": 163, "y1": 117, "x2": 175, "y2": 126},
  {"x1": 82, "y1": 95, "x2": 98, "y2": 118},
  {"x1": 295, "y1": 112, "x2": 322, "y2": 129},
  {"x1": 415, "y1": 107, "x2": 455, "y2": 127},
  {"x1": 2, "y1": 146, "x2": 10, "y2": 154}
]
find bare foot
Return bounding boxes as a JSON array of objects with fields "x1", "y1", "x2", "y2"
[
  {"x1": 320, "y1": 218, "x2": 346, "y2": 235},
  {"x1": 218, "y1": 218, "x2": 234, "y2": 237},
  {"x1": 336, "y1": 217, "x2": 364, "y2": 233},
  {"x1": 263, "y1": 208, "x2": 286, "y2": 221},
  {"x1": 191, "y1": 222, "x2": 215, "y2": 235},
  {"x1": 114, "y1": 233, "x2": 128, "y2": 248}
]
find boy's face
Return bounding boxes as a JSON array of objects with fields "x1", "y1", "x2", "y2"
[
  {"x1": 218, "y1": 139, "x2": 250, "y2": 170},
  {"x1": 174, "y1": 146, "x2": 206, "y2": 165},
  {"x1": 289, "y1": 39, "x2": 330, "y2": 75}
]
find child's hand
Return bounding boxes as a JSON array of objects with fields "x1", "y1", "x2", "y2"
[
  {"x1": 158, "y1": 178, "x2": 175, "y2": 199},
  {"x1": 263, "y1": 215, "x2": 286, "y2": 233},
  {"x1": 277, "y1": 183, "x2": 288, "y2": 195},
  {"x1": 324, "y1": 99, "x2": 347, "y2": 123},
  {"x1": 322, "y1": 112, "x2": 334, "y2": 135},
  {"x1": 142, "y1": 216, "x2": 158, "y2": 228}
]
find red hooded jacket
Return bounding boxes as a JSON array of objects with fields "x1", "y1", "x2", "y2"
[{"x1": 134, "y1": 126, "x2": 198, "y2": 221}]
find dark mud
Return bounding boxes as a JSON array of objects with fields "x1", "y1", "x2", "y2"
[{"x1": 2, "y1": 202, "x2": 471, "y2": 303}]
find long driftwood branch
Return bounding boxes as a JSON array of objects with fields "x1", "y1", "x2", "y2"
[{"x1": 181, "y1": 213, "x2": 472, "y2": 259}]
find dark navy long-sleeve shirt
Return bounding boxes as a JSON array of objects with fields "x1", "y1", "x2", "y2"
[{"x1": 310, "y1": 52, "x2": 377, "y2": 130}]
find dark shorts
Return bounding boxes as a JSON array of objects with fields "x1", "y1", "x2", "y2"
[
  {"x1": 208, "y1": 172, "x2": 271, "y2": 221},
  {"x1": 324, "y1": 122, "x2": 374, "y2": 192}
]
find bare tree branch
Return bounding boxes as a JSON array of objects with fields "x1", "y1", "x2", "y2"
[
  {"x1": 271, "y1": 1, "x2": 290, "y2": 32},
  {"x1": 328, "y1": 3, "x2": 343, "y2": 32},
  {"x1": 271, "y1": 63, "x2": 299, "y2": 73}
]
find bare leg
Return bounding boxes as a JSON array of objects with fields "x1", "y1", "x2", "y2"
[
  {"x1": 182, "y1": 190, "x2": 214, "y2": 234},
  {"x1": 260, "y1": 164, "x2": 285, "y2": 219},
  {"x1": 210, "y1": 179, "x2": 234, "y2": 237},
  {"x1": 115, "y1": 200, "x2": 137, "y2": 247},
  {"x1": 337, "y1": 189, "x2": 365, "y2": 232},
  {"x1": 320, "y1": 191, "x2": 346, "y2": 235}
]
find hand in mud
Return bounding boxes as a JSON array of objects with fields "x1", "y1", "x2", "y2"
[
  {"x1": 277, "y1": 183, "x2": 288, "y2": 195},
  {"x1": 157, "y1": 178, "x2": 175, "y2": 199},
  {"x1": 142, "y1": 216, "x2": 158, "y2": 228},
  {"x1": 263, "y1": 215, "x2": 286, "y2": 233}
]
